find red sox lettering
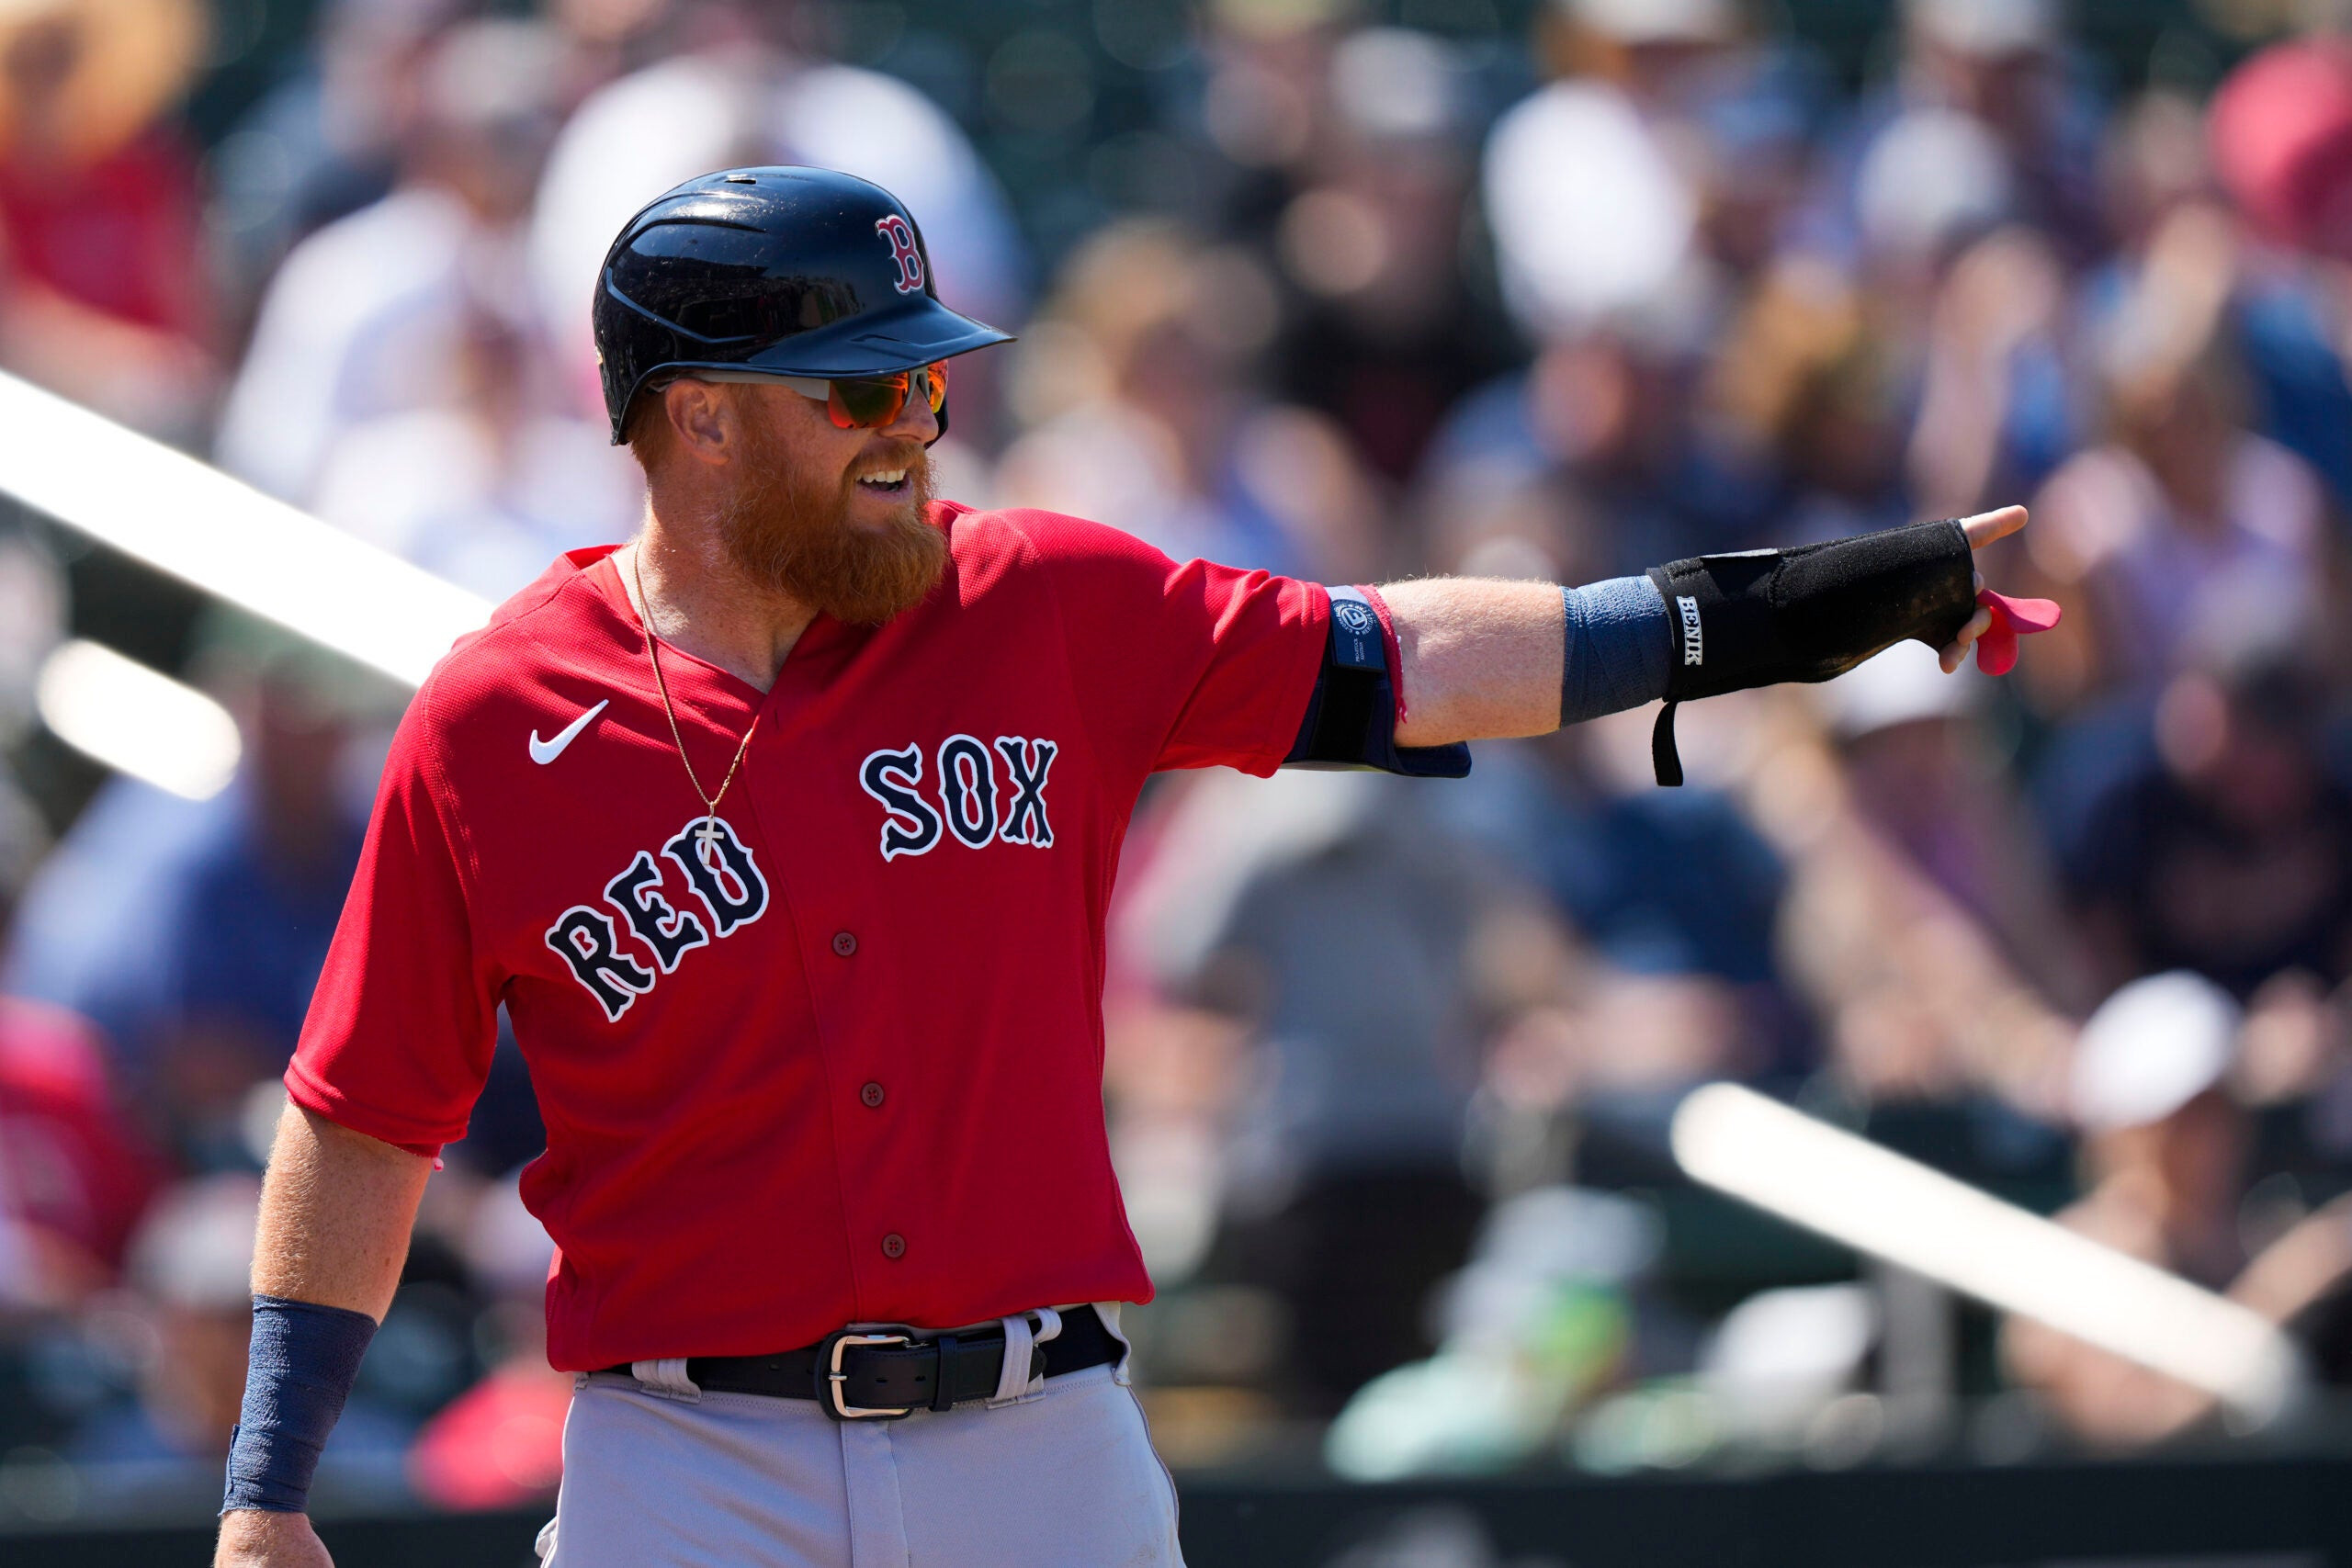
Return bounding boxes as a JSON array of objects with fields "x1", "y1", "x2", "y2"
[
  {"x1": 548, "y1": 736, "x2": 1056, "y2": 1017},
  {"x1": 859, "y1": 734, "x2": 1057, "y2": 862},
  {"x1": 545, "y1": 814, "x2": 771, "y2": 1021}
]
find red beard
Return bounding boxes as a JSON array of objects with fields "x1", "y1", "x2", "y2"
[{"x1": 716, "y1": 430, "x2": 946, "y2": 625}]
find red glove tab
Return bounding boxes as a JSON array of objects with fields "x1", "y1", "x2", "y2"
[{"x1": 1973, "y1": 589, "x2": 2062, "y2": 676}]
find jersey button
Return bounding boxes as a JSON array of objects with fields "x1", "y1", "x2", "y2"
[
  {"x1": 860, "y1": 1081, "x2": 886, "y2": 1109},
  {"x1": 831, "y1": 931, "x2": 857, "y2": 957},
  {"x1": 881, "y1": 1233, "x2": 906, "y2": 1259}
]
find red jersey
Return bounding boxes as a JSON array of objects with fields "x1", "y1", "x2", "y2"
[{"x1": 286, "y1": 503, "x2": 1329, "y2": 1371}]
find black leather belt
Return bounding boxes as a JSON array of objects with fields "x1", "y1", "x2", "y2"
[{"x1": 599, "y1": 1304, "x2": 1121, "y2": 1420}]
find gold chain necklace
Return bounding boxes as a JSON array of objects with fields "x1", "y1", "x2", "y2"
[{"x1": 630, "y1": 545, "x2": 758, "y2": 865}]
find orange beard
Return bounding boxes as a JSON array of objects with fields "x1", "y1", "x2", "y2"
[{"x1": 716, "y1": 425, "x2": 946, "y2": 625}]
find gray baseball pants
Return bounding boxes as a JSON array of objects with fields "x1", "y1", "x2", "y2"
[{"x1": 535, "y1": 1305, "x2": 1183, "y2": 1568}]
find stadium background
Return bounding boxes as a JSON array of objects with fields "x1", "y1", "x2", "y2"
[{"x1": 7, "y1": 0, "x2": 2352, "y2": 1561}]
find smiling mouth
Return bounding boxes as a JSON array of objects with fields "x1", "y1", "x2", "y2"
[{"x1": 854, "y1": 468, "x2": 910, "y2": 496}]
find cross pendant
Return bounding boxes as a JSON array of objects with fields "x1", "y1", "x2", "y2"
[{"x1": 696, "y1": 815, "x2": 722, "y2": 863}]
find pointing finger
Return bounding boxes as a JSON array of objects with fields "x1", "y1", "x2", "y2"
[{"x1": 1960, "y1": 504, "x2": 2028, "y2": 551}]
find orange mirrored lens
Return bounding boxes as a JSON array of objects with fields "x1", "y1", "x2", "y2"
[
  {"x1": 826, "y1": 374, "x2": 906, "y2": 430},
  {"x1": 824, "y1": 363, "x2": 949, "y2": 430}
]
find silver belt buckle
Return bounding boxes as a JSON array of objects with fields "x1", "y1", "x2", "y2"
[{"x1": 820, "y1": 1331, "x2": 916, "y2": 1420}]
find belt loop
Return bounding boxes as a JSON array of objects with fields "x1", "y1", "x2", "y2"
[
  {"x1": 988, "y1": 1307, "x2": 1061, "y2": 1406},
  {"x1": 989, "y1": 1315, "x2": 1033, "y2": 1405},
  {"x1": 629, "y1": 1356, "x2": 702, "y2": 1402},
  {"x1": 1093, "y1": 1301, "x2": 1134, "y2": 1386}
]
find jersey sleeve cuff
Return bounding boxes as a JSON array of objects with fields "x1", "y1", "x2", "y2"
[
  {"x1": 282, "y1": 1063, "x2": 452, "y2": 1161},
  {"x1": 1244, "y1": 577, "x2": 1333, "y2": 777}
]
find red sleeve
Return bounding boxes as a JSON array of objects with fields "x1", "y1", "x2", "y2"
[
  {"x1": 284, "y1": 692, "x2": 499, "y2": 1157},
  {"x1": 1012, "y1": 510, "x2": 1329, "y2": 784}
]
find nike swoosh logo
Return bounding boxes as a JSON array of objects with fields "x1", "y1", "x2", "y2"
[{"x1": 530, "y1": 699, "x2": 609, "y2": 765}]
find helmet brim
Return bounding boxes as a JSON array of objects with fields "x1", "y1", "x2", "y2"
[{"x1": 739, "y1": 296, "x2": 1014, "y2": 378}]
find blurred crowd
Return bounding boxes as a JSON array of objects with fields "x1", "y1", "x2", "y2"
[{"x1": 6, "y1": 0, "x2": 2352, "y2": 1521}]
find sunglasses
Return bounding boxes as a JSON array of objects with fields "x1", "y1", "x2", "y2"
[{"x1": 688, "y1": 362, "x2": 948, "y2": 431}]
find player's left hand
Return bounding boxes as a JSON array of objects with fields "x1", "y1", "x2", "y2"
[{"x1": 1937, "y1": 504, "x2": 2058, "y2": 675}]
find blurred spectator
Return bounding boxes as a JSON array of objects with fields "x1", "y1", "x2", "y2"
[
  {"x1": 1422, "y1": 314, "x2": 1771, "y2": 577},
  {"x1": 1114, "y1": 769, "x2": 1503, "y2": 1415},
  {"x1": 2211, "y1": 34, "x2": 2352, "y2": 266},
  {"x1": 0, "y1": 998, "x2": 163, "y2": 1310},
  {"x1": 2030, "y1": 209, "x2": 2330, "y2": 704},
  {"x1": 1821, "y1": 642, "x2": 2089, "y2": 1009},
  {"x1": 1483, "y1": 0, "x2": 1714, "y2": 341},
  {"x1": 0, "y1": 750, "x2": 160, "y2": 1314},
  {"x1": 309, "y1": 291, "x2": 639, "y2": 600},
  {"x1": 0, "y1": 532, "x2": 164, "y2": 1348},
  {"x1": 248, "y1": 15, "x2": 642, "y2": 603},
  {"x1": 1804, "y1": 0, "x2": 2103, "y2": 269},
  {"x1": 1705, "y1": 258, "x2": 1916, "y2": 544},
  {"x1": 1707, "y1": 661, "x2": 2078, "y2": 1115},
  {"x1": 0, "y1": 0, "x2": 214, "y2": 437},
  {"x1": 2065, "y1": 652, "x2": 2352, "y2": 1001},
  {"x1": 4, "y1": 622, "x2": 381, "y2": 1164},
  {"x1": 1506, "y1": 0, "x2": 1828, "y2": 309},
  {"x1": 1447, "y1": 0, "x2": 1796, "y2": 577},
  {"x1": 1904, "y1": 219, "x2": 2073, "y2": 522},
  {"x1": 2092, "y1": 78, "x2": 2352, "y2": 521},
  {"x1": 1255, "y1": 28, "x2": 1515, "y2": 481},
  {"x1": 998, "y1": 219, "x2": 1383, "y2": 578},
  {"x1": 206, "y1": 0, "x2": 479, "y2": 325},
  {"x1": 1442, "y1": 722, "x2": 1794, "y2": 1080},
  {"x1": 2009, "y1": 970, "x2": 2352, "y2": 1447},
  {"x1": 2005, "y1": 974, "x2": 2249, "y2": 1443},
  {"x1": 64, "y1": 1174, "x2": 409, "y2": 1511},
  {"x1": 215, "y1": 17, "x2": 575, "y2": 509},
  {"x1": 1434, "y1": 716, "x2": 1802, "y2": 1235}
]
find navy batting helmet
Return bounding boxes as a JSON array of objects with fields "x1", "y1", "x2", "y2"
[{"x1": 593, "y1": 165, "x2": 1013, "y2": 444}]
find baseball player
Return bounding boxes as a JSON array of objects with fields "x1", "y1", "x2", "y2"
[{"x1": 213, "y1": 167, "x2": 2050, "y2": 1568}]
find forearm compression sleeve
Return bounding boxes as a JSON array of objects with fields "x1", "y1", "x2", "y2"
[
  {"x1": 220, "y1": 1294, "x2": 378, "y2": 1515},
  {"x1": 1560, "y1": 575, "x2": 1672, "y2": 726}
]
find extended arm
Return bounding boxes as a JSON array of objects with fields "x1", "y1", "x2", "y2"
[
  {"x1": 214, "y1": 1105, "x2": 434, "y2": 1568},
  {"x1": 1387, "y1": 507, "x2": 2033, "y2": 753},
  {"x1": 1385, "y1": 578, "x2": 1571, "y2": 748}
]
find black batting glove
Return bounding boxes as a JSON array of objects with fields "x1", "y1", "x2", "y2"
[{"x1": 1643, "y1": 518, "x2": 1977, "y2": 784}]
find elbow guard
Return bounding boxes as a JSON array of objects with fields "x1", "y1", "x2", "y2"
[
  {"x1": 1283, "y1": 586, "x2": 1471, "y2": 779},
  {"x1": 1644, "y1": 518, "x2": 1976, "y2": 785}
]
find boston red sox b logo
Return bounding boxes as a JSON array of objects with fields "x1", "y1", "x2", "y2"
[{"x1": 875, "y1": 215, "x2": 924, "y2": 295}]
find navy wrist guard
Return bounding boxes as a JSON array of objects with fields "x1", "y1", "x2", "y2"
[
  {"x1": 1643, "y1": 518, "x2": 1975, "y2": 785},
  {"x1": 1284, "y1": 586, "x2": 1471, "y2": 778},
  {"x1": 221, "y1": 1294, "x2": 378, "y2": 1516}
]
